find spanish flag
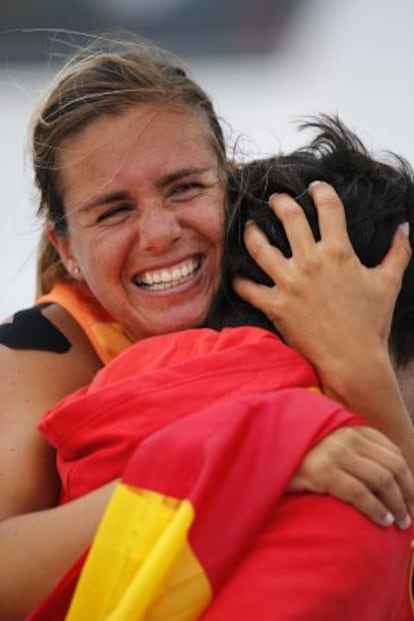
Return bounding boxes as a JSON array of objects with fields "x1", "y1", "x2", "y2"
[{"x1": 28, "y1": 328, "x2": 413, "y2": 621}]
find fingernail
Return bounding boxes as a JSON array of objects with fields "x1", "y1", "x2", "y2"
[
  {"x1": 382, "y1": 512, "x2": 395, "y2": 527},
  {"x1": 398, "y1": 221, "x2": 410, "y2": 237},
  {"x1": 268, "y1": 193, "x2": 279, "y2": 202},
  {"x1": 396, "y1": 514, "x2": 412, "y2": 530},
  {"x1": 308, "y1": 180, "x2": 322, "y2": 189}
]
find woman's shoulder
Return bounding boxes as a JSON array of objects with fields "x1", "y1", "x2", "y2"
[
  {"x1": 0, "y1": 303, "x2": 102, "y2": 518},
  {"x1": 0, "y1": 302, "x2": 102, "y2": 414}
]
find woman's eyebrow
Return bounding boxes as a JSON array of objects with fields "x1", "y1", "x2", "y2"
[
  {"x1": 79, "y1": 190, "x2": 131, "y2": 213},
  {"x1": 78, "y1": 167, "x2": 212, "y2": 212},
  {"x1": 155, "y1": 167, "x2": 210, "y2": 188}
]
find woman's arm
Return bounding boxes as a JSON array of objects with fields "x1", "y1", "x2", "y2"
[
  {"x1": 0, "y1": 305, "x2": 101, "y2": 519},
  {"x1": 0, "y1": 482, "x2": 115, "y2": 620},
  {"x1": 234, "y1": 182, "x2": 414, "y2": 470},
  {"x1": 0, "y1": 306, "x2": 106, "y2": 619}
]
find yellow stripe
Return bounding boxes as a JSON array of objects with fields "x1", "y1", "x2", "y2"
[{"x1": 65, "y1": 484, "x2": 212, "y2": 621}]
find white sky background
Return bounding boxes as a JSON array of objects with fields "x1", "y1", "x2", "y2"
[{"x1": 0, "y1": 0, "x2": 413, "y2": 318}]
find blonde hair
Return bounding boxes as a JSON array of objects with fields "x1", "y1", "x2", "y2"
[{"x1": 32, "y1": 35, "x2": 226, "y2": 294}]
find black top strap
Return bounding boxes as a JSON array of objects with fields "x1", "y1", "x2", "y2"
[{"x1": 0, "y1": 304, "x2": 71, "y2": 353}]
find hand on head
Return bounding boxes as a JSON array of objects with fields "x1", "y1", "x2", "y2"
[{"x1": 234, "y1": 181, "x2": 411, "y2": 382}]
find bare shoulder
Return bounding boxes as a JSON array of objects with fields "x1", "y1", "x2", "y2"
[
  {"x1": 0, "y1": 303, "x2": 102, "y2": 412},
  {"x1": 0, "y1": 304, "x2": 102, "y2": 520}
]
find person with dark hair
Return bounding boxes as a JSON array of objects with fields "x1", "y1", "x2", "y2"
[
  {"x1": 209, "y1": 114, "x2": 414, "y2": 415},
  {"x1": 0, "y1": 34, "x2": 412, "y2": 620},
  {"x1": 31, "y1": 115, "x2": 414, "y2": 621},
  {"x1": 210, "y1": 114, "x2": 414, "y2": 355}
]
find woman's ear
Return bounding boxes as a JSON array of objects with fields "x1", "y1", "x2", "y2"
[{"x1": 46, "y1": 221, "x2": 82, "y2": 280}]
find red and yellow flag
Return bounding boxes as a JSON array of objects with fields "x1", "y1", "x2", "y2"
[{"x1": 26, "y1": 327, "x2": 413, "y2": 621}]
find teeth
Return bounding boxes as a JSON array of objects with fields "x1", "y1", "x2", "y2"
[{"x1": 135, "y1": 258, "x2": 200, "y2": 290}]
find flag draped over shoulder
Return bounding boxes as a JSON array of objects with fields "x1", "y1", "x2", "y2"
[{"x1": 27, "y1": 327, "x2": 414, "y2": 621}]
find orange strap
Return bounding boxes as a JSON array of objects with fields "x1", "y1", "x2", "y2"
[{"x1": 37, "y1": 282, "x2": 133, "y2": 364}]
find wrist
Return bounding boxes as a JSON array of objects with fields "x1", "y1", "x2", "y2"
[
  {"x1": 318, "y1": 347, "x2": 392, "y2": 407},
  {"x1": 318, "y1": 349, "x2": 414, "y2": 470}
]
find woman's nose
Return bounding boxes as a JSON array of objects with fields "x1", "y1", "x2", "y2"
[{"x1": 138, "y1": 204, "x2": 182, "y2": 252}]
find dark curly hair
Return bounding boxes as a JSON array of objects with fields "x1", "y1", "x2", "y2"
[{"x1": 207, "y1": 114, "x2": 414, "y2": 367}]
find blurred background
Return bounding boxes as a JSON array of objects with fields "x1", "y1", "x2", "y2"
[{"x1": 1, "y1": 0, "x2": 414, "y2": 318}]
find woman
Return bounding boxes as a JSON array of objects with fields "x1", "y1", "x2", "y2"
[{"x1": 0, "y1": 37, "x2": 413, "y2": 620}]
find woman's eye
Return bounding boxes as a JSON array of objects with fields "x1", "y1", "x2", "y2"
[
  {"x1": 172, "y1": 183, "x2": 203, "y2": 198},
  {"x1": 96, "y1": 204, "x2": 132, "y2": 223}
]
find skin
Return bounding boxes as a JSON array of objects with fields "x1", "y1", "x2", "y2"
[
  {"x1": 1, "y1": 105, "x2": 414, "y2": 619},
  {"x1": 49, "y1": 104, "x2": 225, "y2": 340},
  {"x1": 236, "y1": 186, "x2": 414, "y2": 472},
  {"x1": 394, "y1": 358, "x2": 414, "y2": 423}
]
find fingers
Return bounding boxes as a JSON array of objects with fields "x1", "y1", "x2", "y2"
[
  {"x1": 379, "y1": 222, "x2": 412, "y2": 290},
  {"x1": 232, "y1": 275, "x2": 273, "y2": 318},
  {"x1": 322, "y1": 470, "x2": 399, "y2": 529},
  {"x1": 242, "y1": 221, "x2": 286, "y2": 279},
  {"x1": 267, "y1": 193, "x2": 316, "y2": 257},
  {"x1": 326, "y1": 455, "x2": 413, "y2": 530},
  {"x1": 232, "y1": 222, "x2": 283, "y2": 319},
  {"x1": 238, "y1": 181, "x2": 356, "y2": 298},
  {"x1": 267, "y1": 181, "x2": 354, "y2": 257},
  {"x1": 291, "y1": 426, "x2": 414, "y2": 530},
  {"x1": 241, "y1": 181, "x2": 354, "y2": 277},
  {"x1": 332, "y1": 427, "x2": 414, "y2": 527},
  {"x1": 307, "y1": 181, "x2": 353, "y2": 250},
  {"x1": 351, "y1": 427, "x2": 414, "y2": 520}
]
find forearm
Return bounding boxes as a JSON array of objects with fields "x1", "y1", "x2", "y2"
[
  {"x1": 0, "y1": 481, "x2": 116, "y2": 621},
  {"x1": 319, "y1": 348, "x2": 414, "y2": 473}
]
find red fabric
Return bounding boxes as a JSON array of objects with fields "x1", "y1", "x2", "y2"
[
  {"x1": 30, "y1": 326, "x2": 413, "y2": 620},
  {"x1": 40, "y1": 327, "x2": 321, "y2": 503},
  {"x1": 121, "y1": 387, "x2": 358, "y2": 592},
  {"x1": 202, "y1": 494, "x2": 413, "y2": 621}
]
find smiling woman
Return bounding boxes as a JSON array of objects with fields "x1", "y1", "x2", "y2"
[
  {"x1": 48, "y1": 104, "x2": 225, "y2": 340},
  {"x1": 1, "y1": 35, "x2": 414, "y2": 621}
]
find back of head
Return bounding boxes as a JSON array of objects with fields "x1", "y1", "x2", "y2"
[
  {"x1": 32, "y1": 34, "x2": 225, "y2": 294},
  {"x1": 207, "y1": 115, "x2": 414, "y2": 367}
]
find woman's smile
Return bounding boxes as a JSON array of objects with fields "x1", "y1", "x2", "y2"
[
  {"x1": 132, "y1": 255, "x2": 201, "y2": 292},
  {"x1": 54, "y1": 103, "x2": 226, "y2": 339}
]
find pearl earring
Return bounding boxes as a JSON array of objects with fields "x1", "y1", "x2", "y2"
[{"x1": 70, "y1": 264, "x2": 82, "y2": 279}]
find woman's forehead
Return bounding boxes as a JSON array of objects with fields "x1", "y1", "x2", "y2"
[
  {"x1": 57, "y1": 104, "x2": 221, "y2": 207},
  {"x1": 60, "y1": 103, "x2": 212, "y2": 157}
]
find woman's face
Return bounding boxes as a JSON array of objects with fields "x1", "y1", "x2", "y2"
[{"x1": 51, "y1": 104, "x2": 226, "y2": 340}]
